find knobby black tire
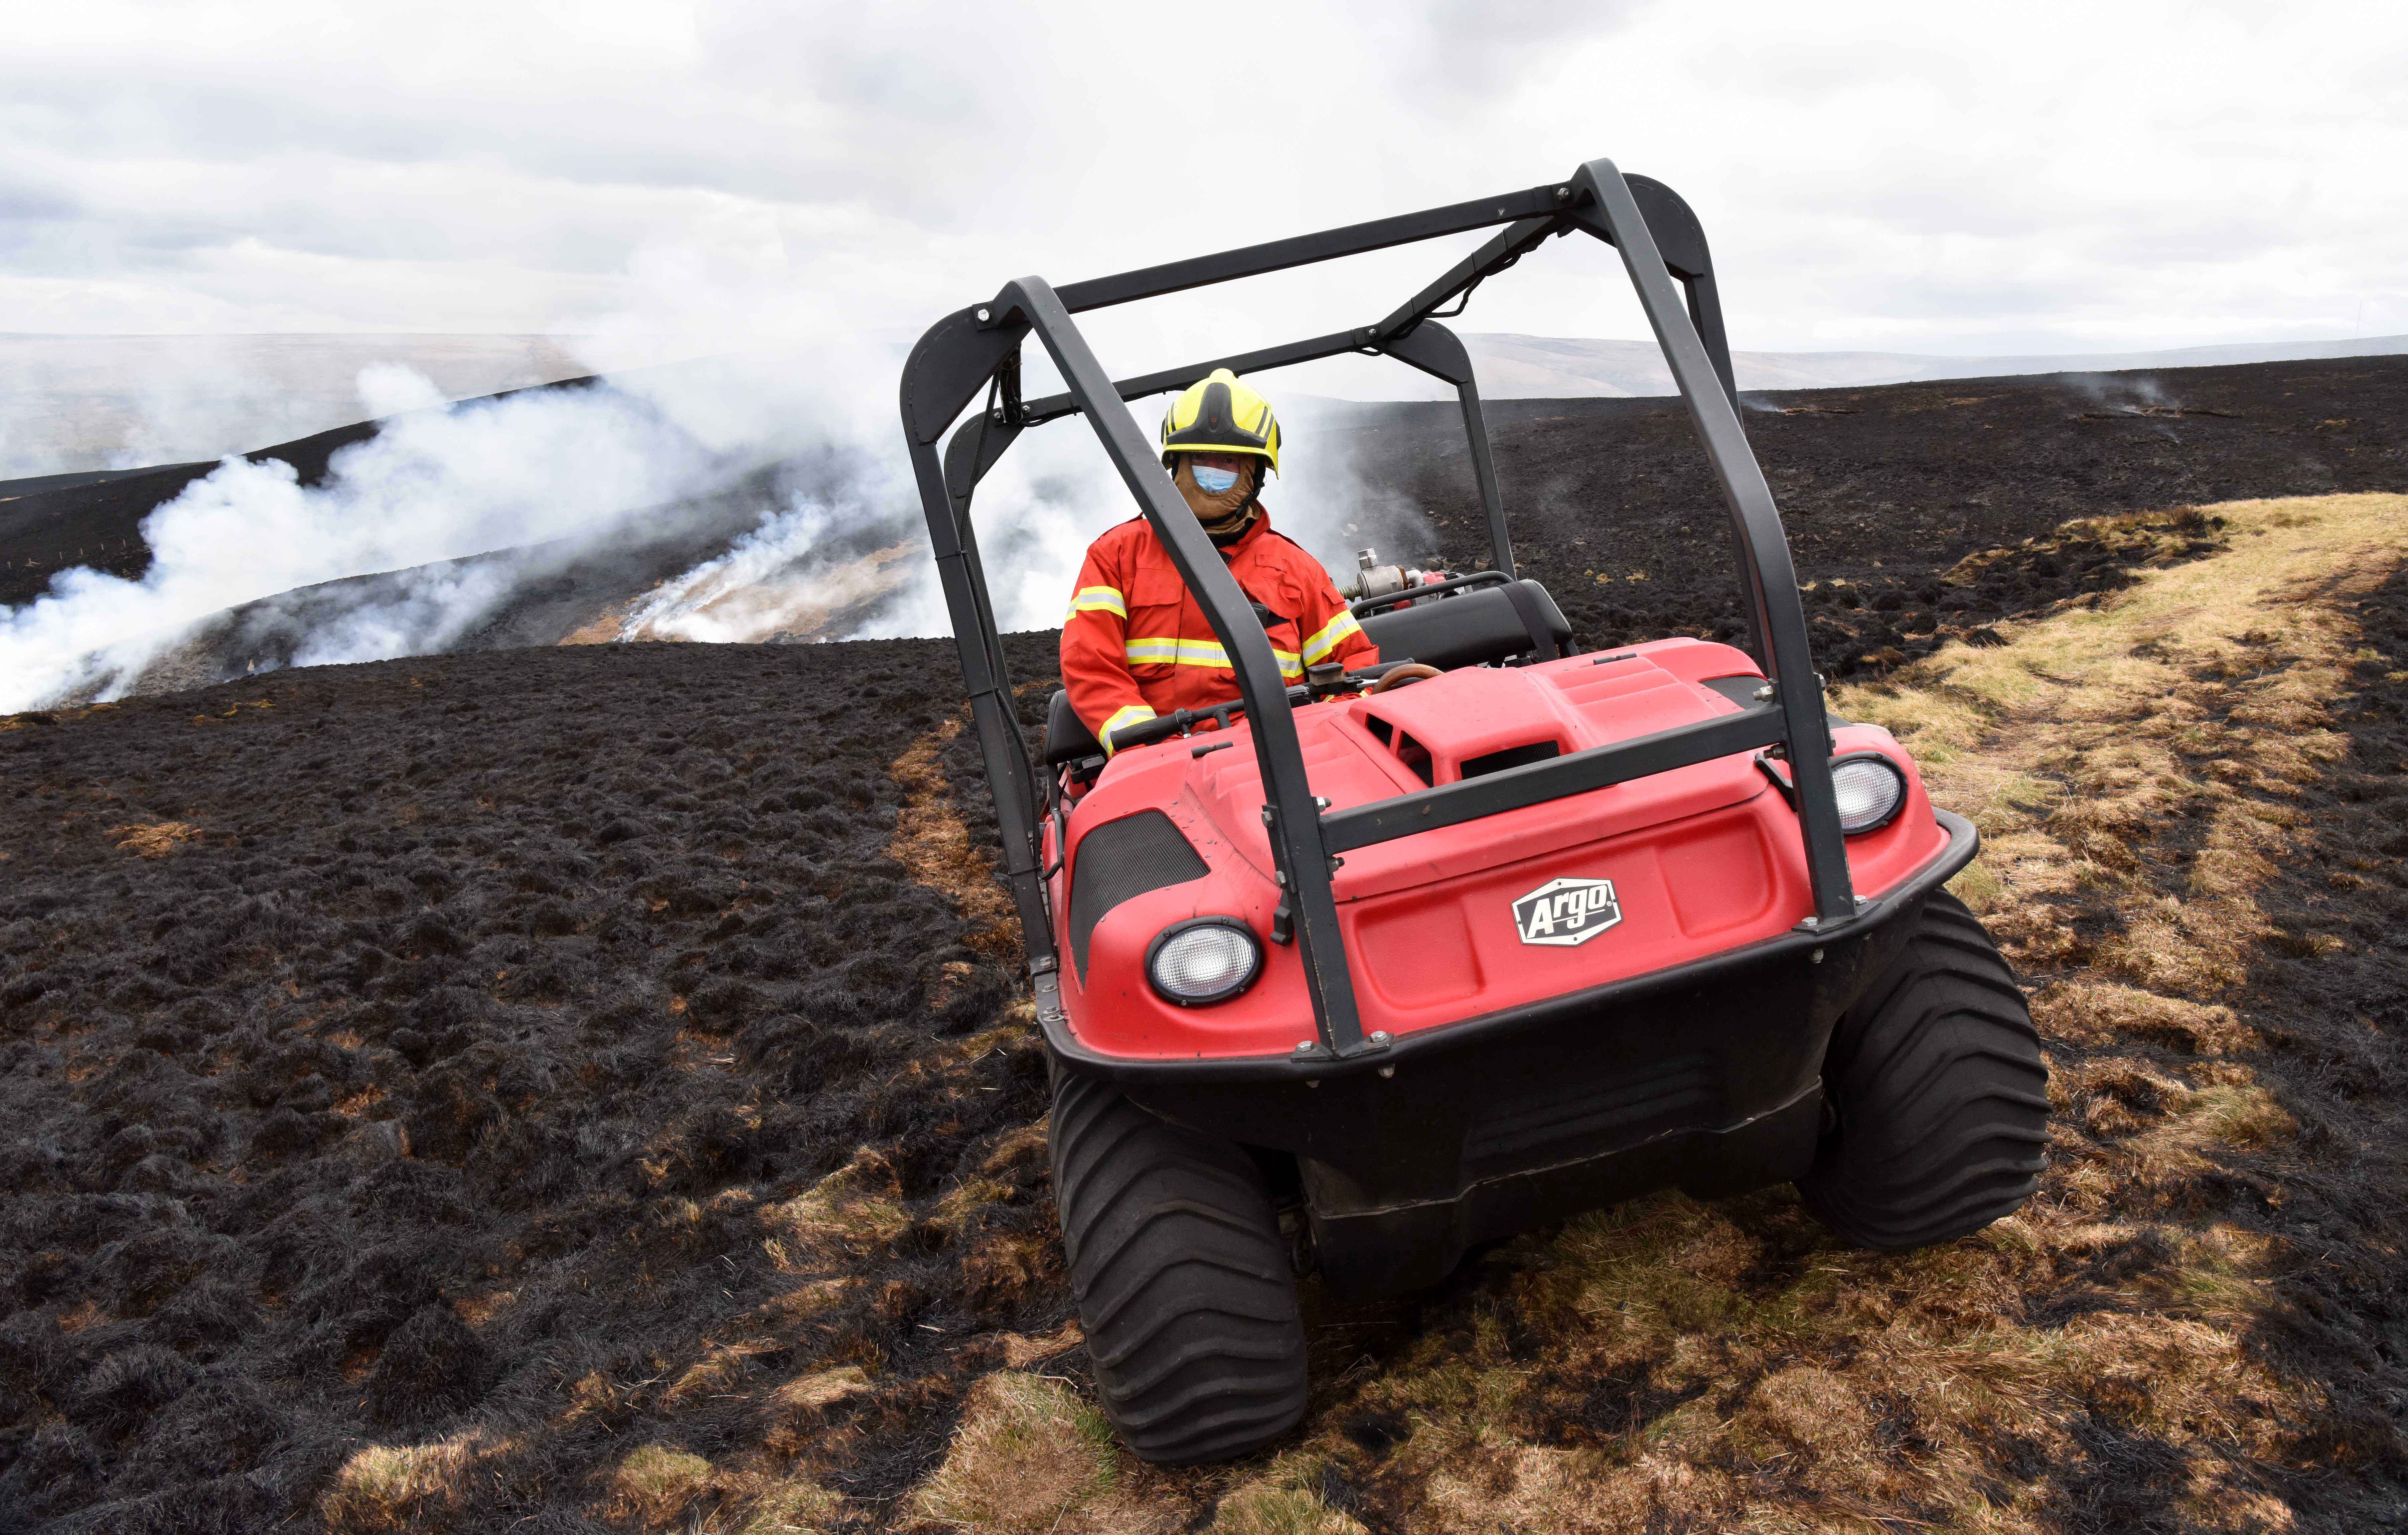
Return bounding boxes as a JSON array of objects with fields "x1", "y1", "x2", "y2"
[
  {"x1": 1800, "y1": 892, "x2": 2050, "y2": 1249},
  {"x1": 1048, "y1": 1069, "x2": 1307, "y2": 1464}
]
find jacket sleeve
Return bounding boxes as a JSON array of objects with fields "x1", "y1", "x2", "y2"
[
  {"x1": 1059, "y1": 538, "x2": 1157, "y2": 755},
  {"x1": 1296, "y1": 567, "x2": 1378, "y2": 671}
]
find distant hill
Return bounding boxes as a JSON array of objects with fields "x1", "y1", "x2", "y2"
[
  {"x1": 1307, "y1": 332, "x2": 2408, "y2": 401},
  {"x1": 14, "y1": 331, "x2": 2408, "y2": 476}
]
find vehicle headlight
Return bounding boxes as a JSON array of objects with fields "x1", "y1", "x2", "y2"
[
  {"x1": 1146, "y1": 918, "x2": 1262, "y2": 1005},
  {"x1": 1829, "y1": 753, "x2": 1908, "y2": 834}
]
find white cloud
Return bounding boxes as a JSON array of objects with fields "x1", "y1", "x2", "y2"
[
  {"x1": 2, "y1": 0, "x2": 2398, "y2": 358},
  {"x1": 0, "y1": 0, "x2": 2401, "y2": 439}
]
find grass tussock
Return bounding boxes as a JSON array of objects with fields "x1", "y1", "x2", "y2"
[
  {"x1": 595, "y1": 1439, "x2": 849, "y2": 1533},
  {"x1": 319, "y1": 1430, "x2": 520, "y2": 1531},
  {"x1": 608, "y1": 1442, "x2": 720, "y2": 1525},
  {"x1": 906, "y1": 1371, "x2": 1134, "y2": 1534},
  {"x1": 1208, "y1": 1456, "x2": 1371, "y2": 1535}
]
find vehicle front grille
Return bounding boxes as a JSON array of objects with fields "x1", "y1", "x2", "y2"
[{"x1": 1462, "y1": 1050, "x2": 1723, "y2": 1174}]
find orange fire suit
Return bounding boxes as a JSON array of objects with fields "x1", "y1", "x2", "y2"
[{"x1": 1061, "y1": 510, "x2": 1377, "y2": 753}]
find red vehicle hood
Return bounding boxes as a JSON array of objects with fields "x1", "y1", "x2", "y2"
[{"x1": 1172, "y1": 638, "x2": 1770, "y2": 901}]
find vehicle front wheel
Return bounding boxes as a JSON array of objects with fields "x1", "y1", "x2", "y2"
[
  {"x1": 1799, "y1": 892, "x2": 2050, "y2": 1249},
  {"x1": 1048, "y1": 1069, "x2": 1307, "y2": 1464}
]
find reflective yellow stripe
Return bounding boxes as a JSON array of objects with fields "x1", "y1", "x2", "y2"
[
  {"x1": 1099, "y1": 704, "x2": 1155, "y2": 757},
  {"x1": 1124, "y1": 636, "x2": 1228, "y2": 667},
  {"x1": 1125, "y1": 637, "x2": 1303, "y2": 681},
  {"x1": 1300, "y1": 610, "x2": 1364, "y2": 665},
  {"x1": 1065, "y1": 585, "x2": 1126, "y2": 621}
]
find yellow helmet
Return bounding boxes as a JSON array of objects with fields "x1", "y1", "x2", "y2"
[{"x1": 1159, "y1": 367, "x2": 1281, "y2": 475}]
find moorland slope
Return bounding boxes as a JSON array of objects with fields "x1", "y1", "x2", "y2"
[{"x1": 2, "y1": 359, "x2": 2405, "y2": 1531}]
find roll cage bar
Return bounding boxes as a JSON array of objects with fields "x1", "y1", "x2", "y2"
[{"x1": 898, "y1": 156, "x2": 1856, "y2": 1062}]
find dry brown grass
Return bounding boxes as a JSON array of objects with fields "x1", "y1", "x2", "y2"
[
  {"x1": 107, "y1": 819, "x2": 201, "y2": 856},
  {"x1": 759, "y1": 1150, "x2": 913, "y2": 1261},
  {"x1": 1207, "y1": 1459, "x2": 1372, "y2": 1534},
  {"x1": 319, "y1": 1430, "x2": 522, "y2": 1531},
  {"x1": 889, "y1": 717, "x2": 1021, "y2": 961},
  {"x1": 738, "y1": 1474, "x2": 849, "y2": 1534},
  {"x1": 1291, "y1": 1187, "x2": 2319, "y2": 1531},
  {"x1": 573, "y1": 1440, "x2": 849, "y2": 1532},
  {"x1": 772, "y1": 1365, "x2": 873, "y2": 1416},
  {"x1": 906, "y1": 1371, "x2": 1181, "y2": 1534},
  {"x1": 608, "y1": 1442, "x2": 722, "y2": 1526}
]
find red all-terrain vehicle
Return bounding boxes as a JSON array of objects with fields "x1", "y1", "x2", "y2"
[{"x1": 898, "y1": 157, "x2": 2049, "y2": 1464}]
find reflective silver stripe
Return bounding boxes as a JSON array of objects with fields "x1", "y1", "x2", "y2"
[{"x1": 1066, "y1": 585, "x2": 1127, "y2": 621}]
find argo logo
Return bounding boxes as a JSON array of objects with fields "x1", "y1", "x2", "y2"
[{"x1": 1511, "y1": 877, "x2": 1623, "y2": 946}]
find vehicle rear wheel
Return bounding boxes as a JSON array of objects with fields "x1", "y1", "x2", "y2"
[
  {"x1": 1048, "y1": 1069, "x2": 1307, "y2": 1464},
  {"x1": 1799, "y1": 892, "x2": 2050, "y2": 1249}
]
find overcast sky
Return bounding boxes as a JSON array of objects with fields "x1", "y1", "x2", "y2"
[{"x1": 7, "y1": 0, "x2": 2405, "y2": 369}]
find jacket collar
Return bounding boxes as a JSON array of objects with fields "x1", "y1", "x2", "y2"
[{"x1": 1213, "y1": 505, "x2": 1274, "y2": 559}]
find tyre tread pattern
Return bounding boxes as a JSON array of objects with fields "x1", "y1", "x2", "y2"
[
  {"x1": 1801, "y1": 893, "x2": 2050, "y2": 1248},
  {"x1": 1049, "y1": 1071, "x2": 1306, "y2": 1463}
]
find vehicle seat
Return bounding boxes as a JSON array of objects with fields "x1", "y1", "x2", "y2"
[
  {"x1": 1356, "y1": 579, "x2": 1572, "y2": 672},
  {"x1": 1045, "y1": 689, "x2": 1104, "y2": 766}
]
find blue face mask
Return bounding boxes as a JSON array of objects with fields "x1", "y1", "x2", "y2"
[{"x1": 1190, "y1": 463, "x2": 1241, "y2": 495}]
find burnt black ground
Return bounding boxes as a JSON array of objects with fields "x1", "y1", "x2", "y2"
[
  {"x1": 1, "y1": 352, "x2": 2405, "y2": 1530},
  {"x1": 9, "y1": 570, "x2": 2408, "y2": 1529},
  {"x1": 0, "y1": 639, "x2": 1065, "y2": 1531},
  {"x1": 2211, "y1": 565, "x2": 2408, "y2": 1517},
  {"x1": 1338, "y1": 353, "x2": 2406, "y2": 676}
]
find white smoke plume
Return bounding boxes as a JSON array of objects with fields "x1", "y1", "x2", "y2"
[
  {"x1": 618, "y1": 465, "x2": 919, "y2": 646},
  {"x1": 0, "y1": 294, "x2": 1440, "y2": 716},
  {"x1": 0, "y1": 362, "x2": 786, "y2": 711}
]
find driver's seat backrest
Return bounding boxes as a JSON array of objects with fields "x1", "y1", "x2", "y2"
[
  {"x1": 1044, "y1": 689, "x2": 1104, "y2": 766},
  {"x1": 1356, "y1": 579, "x2": 1572, "y2": 672}
]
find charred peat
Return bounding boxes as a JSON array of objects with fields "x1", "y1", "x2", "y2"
[{"x1": 1, "y1": 352, "x2": 2406, "y2": 1528}]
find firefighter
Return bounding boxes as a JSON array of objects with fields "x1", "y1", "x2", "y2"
[{"x1": 1061, "y1": 369, "x2": 1378, "y2": 753}]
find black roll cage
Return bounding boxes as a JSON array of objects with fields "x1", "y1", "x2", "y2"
[{"x1": 898, "y1": 156, "x2": 1857, "y2": 1063}]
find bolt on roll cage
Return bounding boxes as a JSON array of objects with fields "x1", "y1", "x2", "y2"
[{"x1": 898, "y1": 156, "x2": 1857, "y2": 1063}]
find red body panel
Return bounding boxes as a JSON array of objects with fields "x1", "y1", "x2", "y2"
[{"x1": 1048, "y1": 638, "x2": 1951, "y2": 1061}]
